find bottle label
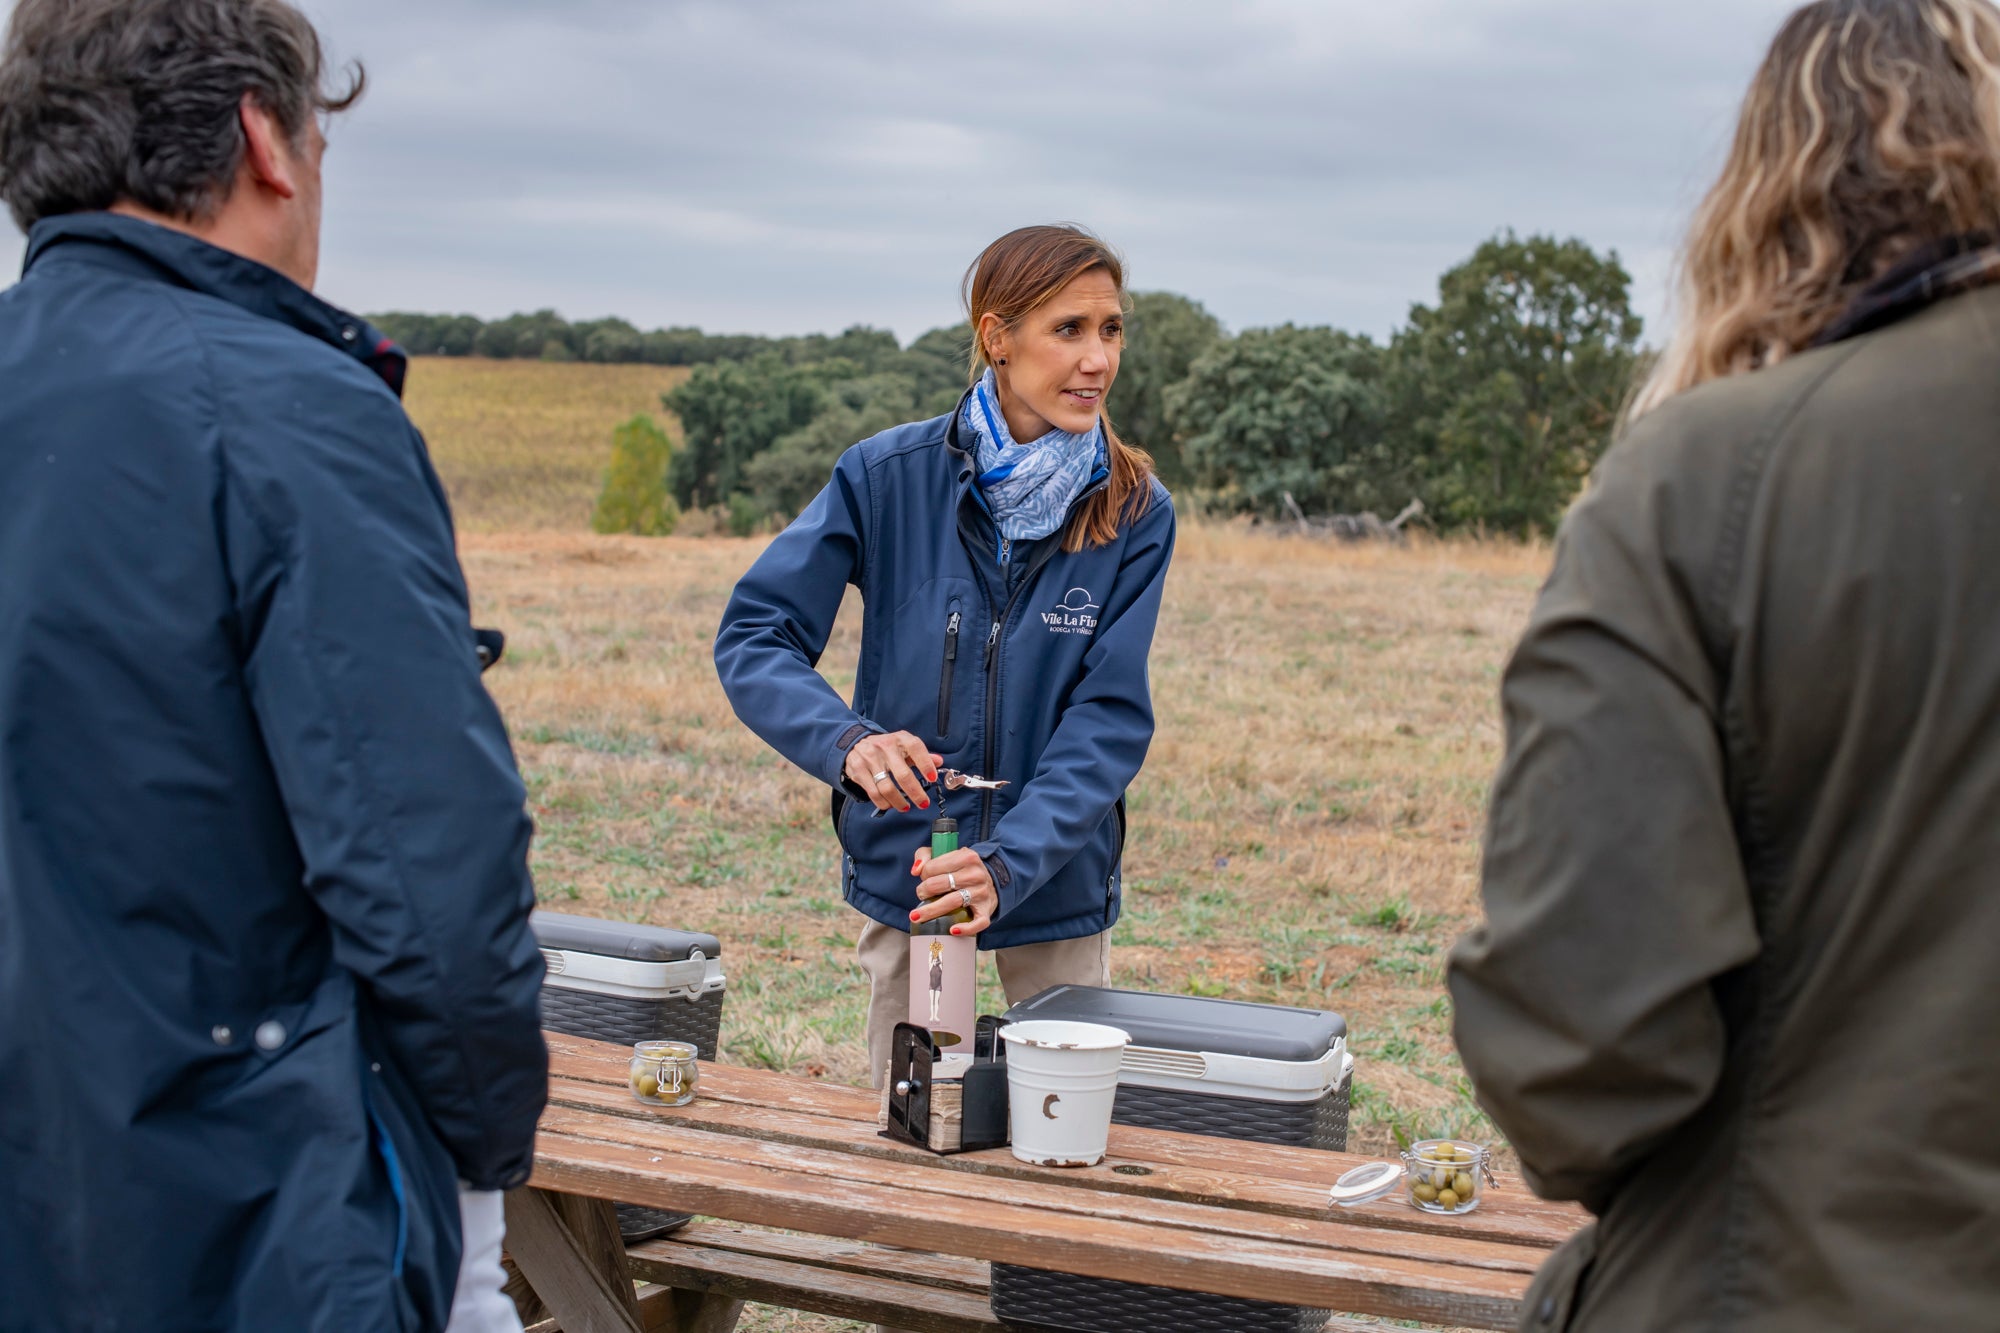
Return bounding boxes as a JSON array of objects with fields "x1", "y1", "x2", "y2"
[{"x1": 909, "y1": 931, "x2": 979, "y2": 1053}]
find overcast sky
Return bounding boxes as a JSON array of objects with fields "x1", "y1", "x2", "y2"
[{"x1": 3, "y1": 0, "x2": 1802, "y2": 343}]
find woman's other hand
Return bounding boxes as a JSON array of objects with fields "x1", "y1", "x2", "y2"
[
  {"x1": 844, "y1": 731, "x2": 940, "y2": 813},
  {"x1": 911, "y1": 846, "x2": 996, "y2": 935}
]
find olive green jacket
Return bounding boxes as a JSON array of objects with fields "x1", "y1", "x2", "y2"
[{"x1": 1448, "y1": 285, "x2": 2000, "y2": 1332}]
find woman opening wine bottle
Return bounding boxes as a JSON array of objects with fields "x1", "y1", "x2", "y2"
[{"x1": 715, "y1": 224, "x2": 1176, "y2": 1089}]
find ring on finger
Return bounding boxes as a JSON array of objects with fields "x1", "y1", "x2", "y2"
[
  {"x1": 872, "y1": 770, "x2": 894, "y2": 786},
  {"x1": 947, "y1": 872, "x2": 958, "y2": 891},
  {"x1": 958, "y1": 887, "x2": 973, "y2": 909}
]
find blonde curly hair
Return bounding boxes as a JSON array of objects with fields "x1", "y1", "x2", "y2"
[{"x1": 1633, "y1": 0, "x2": 2000, "y2": 416}]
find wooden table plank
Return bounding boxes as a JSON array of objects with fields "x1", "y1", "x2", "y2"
[
  {"x1": 643, "y1": 1222, "x2": 992, "y2": 1295},
  {"x1": 634, "y1": 1227, "x2": 1470, "y2": 1333},
  {"x1": 628, "y1": 1243, "x2": 1003, "y2": 1333},
  {"x1": 550, "y1": 1035, "x2": 877, "y2": 1119},
  {"x1": 547, "y1": 1036, "x2": 1583, "y2": 1250},
  {"x1": 533, "y1": 1125, "x2": 1526, "y2": 1330},
  {"x1": 536, "y1": 1100, "x2": 1543, "y2": 1276}
]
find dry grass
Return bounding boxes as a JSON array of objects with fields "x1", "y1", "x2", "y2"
[
  {"x1": 462, "y1": 525, "x2": 1549, "y2": 1154},
  {"x1": 403, "y1": 356, "x2": 690, "y2": 532}
]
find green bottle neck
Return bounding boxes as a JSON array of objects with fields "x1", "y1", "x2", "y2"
[{"x1": 917, "y1": 816, "x2": 972, "y2": 929}]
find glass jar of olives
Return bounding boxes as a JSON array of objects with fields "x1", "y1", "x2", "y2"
[
  {"x1": 628, "y1": 1040, "x2": 699, "y2": 1107},
  {"x1": 1403, "y1": 1139, "x2": 1489, "y2": 1213}
]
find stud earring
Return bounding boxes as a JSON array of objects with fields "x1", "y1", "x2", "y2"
[{"x1": 996, "y1": 357, "x2": 1007, "y2": 366}]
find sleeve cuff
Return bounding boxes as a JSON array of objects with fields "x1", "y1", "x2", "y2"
[
  {"x1": 975, "y1": 844, "x2": 1016, "y2": 917},
  {"x1": 825, "y1": 719, "x2": 885, "y2": 791}
]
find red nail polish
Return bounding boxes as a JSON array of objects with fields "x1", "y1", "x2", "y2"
[
  {"x1": 949, "y1": 927, "x2": 960, "y2": 936},
  {"x1": 919, "y1": 800, "x2": 930, "y2": 809},
  {"x1": 909, "y1": 911, "x2": 921, "y2": 921}
]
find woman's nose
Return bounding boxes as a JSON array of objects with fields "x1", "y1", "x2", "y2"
[{"x1": 1078, "y1": 339, "x2": 1110, "y2": 376}]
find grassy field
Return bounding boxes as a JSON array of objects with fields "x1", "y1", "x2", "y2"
[
  {"x1": 461, "y1": 528, "x2": 1546, "y2": 1137},
  {"x1": 404, "y1": 356, "x2": 690, "y2": 532},
  {"x1": 408, "y1": 358, "x2": 1551, "y2": 1333}
]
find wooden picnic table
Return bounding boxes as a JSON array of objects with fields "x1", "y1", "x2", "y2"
[{"x1": 509, "y1": 1032, "x2": 1587, "y2": 1333}]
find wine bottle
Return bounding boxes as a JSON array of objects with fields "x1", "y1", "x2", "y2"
[{"x1": 909, "y1": 814, "x2": 977, "y2": 1052}]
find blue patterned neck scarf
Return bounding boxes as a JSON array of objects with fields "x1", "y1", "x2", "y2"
[{"x1": 960, "y1": 369, "x2": 1105, "y2": 550}]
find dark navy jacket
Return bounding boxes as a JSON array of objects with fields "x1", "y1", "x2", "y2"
[
  {"x1": 0, "y1": 215, "x2": 548, "y2": 1332},
  {"x1": 714, "y1": 411, "x2": 1175, "y2": 949}
]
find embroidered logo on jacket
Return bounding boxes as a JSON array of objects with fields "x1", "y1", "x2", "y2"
[{"x1": 1042, "y1": 588, "x2": 1100, "y2": 635}]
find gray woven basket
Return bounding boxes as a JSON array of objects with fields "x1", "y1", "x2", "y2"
[
  {"x1": 989, "y1": 1075, "x2": 1350, "y2": 1332},
  {"x1": 992, "y1": 987, "x2": 1349, "y2": 1333}
]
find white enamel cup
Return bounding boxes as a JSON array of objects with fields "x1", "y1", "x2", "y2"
[{"x1": 999, "y1": 1020, "x2": 1130, "y2": 1167}]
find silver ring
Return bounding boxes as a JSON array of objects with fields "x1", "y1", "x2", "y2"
[
  {"x1": 958, "y1": 887, "x2": 973, "y2": 909},
  {"x1": 947, "y1": 872, "x2": 958, "y2": 891},
  {"x1": 872, "y1": 770, "x2": 893, "y2": 785}
]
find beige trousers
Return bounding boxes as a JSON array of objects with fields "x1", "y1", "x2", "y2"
[
  {"x1": 855, "y1": 919, "x2": 1111, "y2": 1091},
  {"x1": 856, "y1": 920, "x2": 1111, "y2": 1333}
]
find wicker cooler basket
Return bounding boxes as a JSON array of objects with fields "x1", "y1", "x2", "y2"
[{"x1": 991, "y1": 986, "x2": 1351, "y2": 1332}]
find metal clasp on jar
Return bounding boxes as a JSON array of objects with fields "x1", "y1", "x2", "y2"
[{"x1": 629, "y1": 1040, "x2": 700, "y2": 1107}]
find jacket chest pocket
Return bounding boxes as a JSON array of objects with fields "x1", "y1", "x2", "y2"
[
  {"x1": 937, "y1": 604, "x2": 963, "y2": 740},
  {"x1": 875, "y1": 578, "x2": 979, "y2": 754}
]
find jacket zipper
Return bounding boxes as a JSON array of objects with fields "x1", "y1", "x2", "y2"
[
  {"x1": 980, "y1": 617, "x2": 1002, "y2": 837},
  {"x1": 1106, "y1": 797, "x2": 1127, "y2": 927},
  {"x1": 959, "y1": 470, "x2": 1113, "y2": 841},
  {"x1": 977, "y1": 539, "x2": 1066, "y2": 840},
  {"x1": 360, "y1": 1078, "x2": 410, "y2": 1279},
  {"x1": 829, "y1": 790, "x2": 858, "y2": 896},
  {"x1": 937, "y1": 610, "x2": 962, "y2": 736}
]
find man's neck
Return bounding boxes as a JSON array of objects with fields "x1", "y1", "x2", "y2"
[{"x1": 108, "y1": 200, "x2": 306, "y2": 288}]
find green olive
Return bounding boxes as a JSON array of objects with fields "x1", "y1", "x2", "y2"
[
  {"x1": 633, "y1": 1071, "x2": 660, "y2": 1098},
  {"x1": 1436, "y1": 1144, "x2": 1461, "y2": 1163},
  {"x1": 1412, "y1": 1182, "x2": 1439, "y2": 1203},
  {"x1": 1453, "y1": 1172, "x2": 1475, "y2": 1198},
  {"x1": 1431, "y1": 1167, "x2": 1452, "y2": 1190},
  {"x1": 1437, "y1": 1188, "x2": 1459, "y2": 1209}
]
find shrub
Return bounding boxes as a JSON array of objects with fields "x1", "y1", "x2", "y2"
[
  {"x1": 590, "y1": 414, "x2": 680, "y2": 536},
  {"x1": 724, "y1": 492, "x2": 766, "y2": 537}
]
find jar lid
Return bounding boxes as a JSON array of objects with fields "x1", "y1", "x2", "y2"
[{"x1": 1328, "y1": 1160, "x2": 1404, "y2": 1208}]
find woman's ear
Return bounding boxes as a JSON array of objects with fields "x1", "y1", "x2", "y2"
[{"x1": 977, "y1": 312, "x2": 1010, "y2": 368}]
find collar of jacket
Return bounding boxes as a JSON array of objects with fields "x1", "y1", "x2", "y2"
[
  {"x1": 1812, "y1": 231, "x2": 2000, "y2": 350},
  {"x1": 945, "y1": 386, "x2": 1000, "y2": 545},
  {"x1": 21, "y1": 211, "x2": 409, "y2": 397}
]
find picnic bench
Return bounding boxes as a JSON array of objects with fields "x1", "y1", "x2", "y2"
[{"x1": 505, "y1": 1033, "x2": 1587, "y2": 1333}]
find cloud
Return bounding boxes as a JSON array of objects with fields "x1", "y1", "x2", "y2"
[{"x1": 1, "y1": 0, "x2": 1800, "y2": 342}]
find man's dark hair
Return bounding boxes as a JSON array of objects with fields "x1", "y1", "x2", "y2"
[{"x1": 0, "y1": 0, "x2": 363, "y2": 232}]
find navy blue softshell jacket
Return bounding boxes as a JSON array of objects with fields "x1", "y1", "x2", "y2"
[
  {"x1": 0, "y1": 215, "x2": 548, "y2": 1332},
  {"x1": 714, "y1": 410, "x2": 1175, "y2": 949}
]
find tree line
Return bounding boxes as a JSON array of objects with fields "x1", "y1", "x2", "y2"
[
  {"x1": 370, "y1": 308, "x2": 909, "y2": 368},
  {"x1": 383, "y1": 231, "x2": 1646, "y2": 539}
]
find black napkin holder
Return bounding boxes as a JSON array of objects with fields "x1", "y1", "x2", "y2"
[{"x1": 881, "y1": 1017, "x2": 1011, "y2": 1154}]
